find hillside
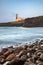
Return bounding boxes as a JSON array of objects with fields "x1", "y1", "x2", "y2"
[
  {"x1": 23, "y1": 16, "x2": 43, "y2": 27},
  {"x1": 0, "y1": 16, "x2": 43, "y2": 27}
]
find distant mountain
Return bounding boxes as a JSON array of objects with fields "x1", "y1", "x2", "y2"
[{"x1": 0, "y1": 16, "x2": 43, "y2": 27}]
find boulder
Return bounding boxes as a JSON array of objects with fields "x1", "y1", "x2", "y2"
[
  {"x1": 16, "y1": 50, "x2": 27, "y2": 58},
  {"x1": 40, "y1": 53, "x2": 43, "y2": 60},
  {"x1": 1, "y1": 48, "x2": 8, "y2": 54},
  {"x1": 4, "y1": 50, "x2": 13, "y2": 57},
  {"x1": 37, "y1": 63, "x2": 43, "y2": 65},
  {"x1": 20, "y1": 55, "x2": 27, "y2": 61},
  {"x1": 6, "y1": 53, "x2": 16, "y2": 61},
  {"x1": 27, "y1": 53, "x2": 31, "y2": 58},
  {"x1": 0, "y1": 52, "x2": 3, "y2": 56},
  {"x1": 24, "y1": 61, "x2": 35, "y2": 65},
  {"x1": 3, "y1": 61, "x2": 10, "y2": 65},
  {"x1": 0, "y1": 57, "x2": 5, "y2": 64},
  {"x1": 14, "y1": 46, "x2": 23, "y2": 54},
  {"x1": 6, "y1": 58, "x2": 25, "y2": 65}
]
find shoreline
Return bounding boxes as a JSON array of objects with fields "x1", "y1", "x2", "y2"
[{"x1": 0, "y1": 39, "x2": 43, "y2": 65}]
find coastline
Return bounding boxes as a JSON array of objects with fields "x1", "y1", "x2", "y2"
[
  {"x1": 0, "y1": 16, "x2": 43, "y2": 27},
  {"x1": 0, "y1": 39, "x2": 43, "y2": 65}
]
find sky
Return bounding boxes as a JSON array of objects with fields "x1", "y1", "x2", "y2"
[{"x1": 0, "y1": 0, "x2": 43, "y2": 23}]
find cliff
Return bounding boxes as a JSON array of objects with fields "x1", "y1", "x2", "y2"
[
  {"x1": 23, "y1": 16, "x2": 43, "y2": 27},
  {"x1": 0, "y1": 16, "x2": 43, "y2": 27}
]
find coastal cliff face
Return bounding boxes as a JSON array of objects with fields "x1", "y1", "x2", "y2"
[
  {"x1": 23, "y1": 16, "x2": 43, "y2": 27},
  {"x1": 0, "y1": 16, "x2": 43, "y2": 27}
]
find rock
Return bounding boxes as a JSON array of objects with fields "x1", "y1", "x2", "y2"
[
  {"x1": 37, "y1": 52, "x2": 41, "y2": 57},
  {"x1": 29, "y1": 44, "x2": 34, "y2": 48},
  {"x1": 36, "y1": 60, "x2": 41, "y2": 64},
  {"x1": 24, "y1": 61, "x2": 35, "y2": 65},
  {"x1": 0, "y1": 58, "x2": 5, "y2": 64},
  {"x1": 16, "y1": 50, "x2": 27, "y2": 58},
  {"x1": 1, "y1": 48, "x2": 8, "y2": 54},
  {"x1": 37, "y1": 63, "x2": 43, "y2": 65},
  {"x1": 27, "y1": 53, "x2": 31, "y2": 58},
  {"x1": 14, "y1": 46, "x2": 23, "y2": 54},
  {"x1": 3, "y1": 61, "x2": 10, "y2": 65},
  {"x1": 23, "y1": 45, "x2": 28, "y2": 50},
  {"x1": 0, "y1": 52, "x2": 3, "y2": 56},
  {"x1": 32, "y1": 55, "x2": 38, "y2": 63},
  {"x1": 20, "y1": 55, "x2": 27, "y2": 61},
  {"x1": 0, "y1": 55, "x2": 5, "y2": 58},
  {"x1": 6, "y1": 53, "x2": 16, "y2": 61},
  {"x1": 0, "y1": 64, "x2": 3, "y2": 65},
  {"x1": 6, "y1": 58, "x2": 25, "y2": 65},
  {"x1": 40, "y1": 53, "x2": 43, "y2": 60},
  {"x1": 4, "y1": 50, "x2": 13, "y2": 57},
  {"x1": 26, "y1": 58, "x2": 32, "y2": 62}
]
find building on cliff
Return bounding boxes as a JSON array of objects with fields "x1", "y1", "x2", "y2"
[{"x1": 16, "y1": 14, "x2": 25, "y2": 22}]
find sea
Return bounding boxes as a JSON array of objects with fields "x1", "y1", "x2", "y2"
[{"x1": 0, "y1": 27, "x2": 43, "y2": 49}]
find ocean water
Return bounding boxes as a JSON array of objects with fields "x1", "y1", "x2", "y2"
[{"x1": 0, "y1": 27, "x2": 43, "y2": 48}]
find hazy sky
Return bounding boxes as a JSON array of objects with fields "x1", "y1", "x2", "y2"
[{"x1": 0, "y1": 0, "x2": 43, "y2": 22}]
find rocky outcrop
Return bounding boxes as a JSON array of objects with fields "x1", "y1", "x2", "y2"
[
  {"x1": 23, "y1": 16, "x2": 43, "y2": 27},
  {"x1": 0, "y1": 39, "x2": 43, "y2": 65},
  {"x1": 0, "y1": 16, "x2": 43, "y2": 27}
]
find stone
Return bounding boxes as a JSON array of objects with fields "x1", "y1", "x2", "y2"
[
  {"x1": 3, "y1": 61, "x2": 10, "y2": 65},
  {"x1": 40, "y1": 53, "x2": 43, "y2": 60},
  {"x1": 16, "y1": 50, "x2": 27, "y2": 58},
  {"x1": 6, "y1": 53, "x2": 16, "y2": 61},
  {"x1": 20, "y1": 55, "x2": 27, "y2": 61},
  {"x1": 0, "y1": 52, "x2": 3, "y2": 56},
  {"x1": 0, "y1": 58, "x2": 5, "y2": 64},
  {"x1": 37, "y1": 63, "x2": 43, "y2": 65},
  {"x1": 6, "y1": 58, "x2": 25, "y2": 65},
  {"x1": 1, "y1": 48, "x2": 8, "y2": 54},
  {"x1": 36, "y1": 60, "x2": 41, "y2": 64},
  {"x1": 24, "y1": 61, "x2": 35, "y2": 65},
  {"x1": 14, "y1": 46, "x2": 23, "y2": 54},
  {"x1": 27, "y1": 53, "x2": 31, "y2": 58},
  {"x1": 26, "y1": 58, "x2": 32, "y2": 62},
  {"x1": 4, "y1": 50, "x2": 13, "y2": 57}
]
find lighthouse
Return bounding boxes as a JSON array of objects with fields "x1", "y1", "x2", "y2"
[
  {"x1": 16, "y1": 14, "x2": 18, "y2": 19},
  {"x1": 16, "y1": 14, "x2": 25, "y2": 22}
]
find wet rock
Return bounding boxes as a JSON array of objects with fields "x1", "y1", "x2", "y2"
[
  {"x1": 40, "y1": 53, "x2": 43, "y2": 60},
  {"x1": 36, "y1": 60, "x2": 41, "y2": 64},
  {"x1": 23, "y1": 45, "x2": 28, "y2": 50},
  {"x1": 7, "y1": 58, "x2": 25, "y2": 65},
  {"x1": 0, "y1": 58, "x2": 5, "y2": 64},
  {"x1": 16, "y1": 50, "x2": 27, "y2": 58},
  {"x1": 20, "y1": 55, "x2": 27, "y2": 61},
  {"x1": 26, "y1": 58, "x2": 32, "y2": 62},
  {"x1": 0, "y1": 64, "x2": 3, "y2": 65},
  {"x1": 27, "y1": 53, "x2": 31, "y2": 58},
  {"x1": 0, "y1": 39, "x2": 43, "y2": 65},
  {"x1": 3, "y1": 61, "x2": 10, "y2": 65},
  {"x1": 14, "y1": 46, "x2": 23, "y2": 54},
  {"x1": 4, "y1": 50, "x2": 13, "y2": 58},
  {"x1": 0, "y1": 52, "x2": 3, "y2": 56},
  {"x1": 6, "y1": 53, "x2": 16, "y2": 61},
  {"x1": 37, "y1": 63, "x2": 43, "y2": 65},
  {"x1": 24, "y1": 61, "x2": 35, "y2": 65},
  {"x1": 1, "y1": 48, "x2": 8, "y2": 54},
  {"x1": 0, "y1": 55, "x2": 5, "y2": 59}
]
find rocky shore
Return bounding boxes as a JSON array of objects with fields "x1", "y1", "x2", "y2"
[
  {"x1": 0, "y1": 16, "x2": 43, "y2": 27},
  {"x1": 0, "y1": 40, "x2": 43, "y2": 65}
]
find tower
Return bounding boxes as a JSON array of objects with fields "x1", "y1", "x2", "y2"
[{"x1": 16, "y1": 14, "x2": 18, "y2": 19}]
